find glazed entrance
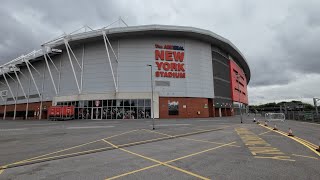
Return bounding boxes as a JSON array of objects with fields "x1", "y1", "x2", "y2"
[{"x1": 57, "y1": 99, "x2": 151, "y2": 120}]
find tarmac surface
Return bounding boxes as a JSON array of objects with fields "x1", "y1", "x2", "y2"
[{"x1": 0, "y1": 115, "x2": 319, "y2": 180}]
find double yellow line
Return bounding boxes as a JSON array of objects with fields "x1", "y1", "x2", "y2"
[
  {"x1": 258, "y1": 124, "x2": 320, "y2": 157},
  {"x1": 0, "y1": 126, "x2": 231, "y2": 172}
]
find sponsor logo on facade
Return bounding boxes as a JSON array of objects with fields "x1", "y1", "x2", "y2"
[{"x1": 154, "y1": 44, "x2": 186, "y2": 78}]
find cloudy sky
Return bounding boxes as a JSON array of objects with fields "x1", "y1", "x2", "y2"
[{"x1": 1, "y1": 0, "x2": 319, "y2": 105}]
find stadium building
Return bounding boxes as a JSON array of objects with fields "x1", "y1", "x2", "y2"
[{"x1": 0, "y1": 24, "x2": 250, "y2": 120}]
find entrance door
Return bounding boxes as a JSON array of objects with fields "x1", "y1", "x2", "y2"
[{"x1": 92, "y1": 107, "x2": 102, "y2": 120}]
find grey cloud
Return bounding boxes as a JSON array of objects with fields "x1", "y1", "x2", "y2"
[
  {"x1": 0, "y1": 0, "x2": 137, "y2": 63},
  {"x1": 1, "y1": 0, "x2": 320, "y2": 104}
]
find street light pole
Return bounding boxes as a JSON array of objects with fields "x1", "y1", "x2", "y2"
[
  {"x1": 313, "y1": 98, "x2": 319, "y2": 116},
  {"x1": 236, "y1": 73, "x2": 243, "y2": 123},
  {"x1": 147, "y1": 64, "x2": 155, "y2": 130}
]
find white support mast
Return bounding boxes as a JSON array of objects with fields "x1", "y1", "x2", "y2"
[
  {"x1": 64, "y1": 38, "x2": 82, "y2": 94},
  {"x1": 43, "y1": 48, "x2": 58, "y2": 95},
  {"x1": 102, "y1": 30, "x2": 118, "y2": 92},
  {"x1": 24, "y1": 56, "x2": 42, "y2": 119}
]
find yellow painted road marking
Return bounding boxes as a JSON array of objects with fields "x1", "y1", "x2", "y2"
[
  {"x1": 142, "y1": 129, "x2": 240, "y2": 147},
  {"x1": 236, "y1": 128, "x2": 294, "y2": 161},
  {"x1": 102, "y1": 139, "x2": 210, "y2": 180},
  {"x1": 105, "y1": 140, "x2": 236, "y2": 180},
  {"x1": 181, "y1": 137, "x2": 241, "y2": 147},
  {"x1": 1, "y1": 129, "x2": 140, "y2": 168},
  {"x1": 3, "y1": 127, "x2": 222, "y2": 168},
  {"x1": 254, "y1": 156, "x2": 295, "y2": 161},
  {"x1": 258, "y1": 124, "x2": 320, "y2": 157},
  {"x1": 165, "y1": 142, "x2": 236, "y2": 163},
  {"x1": 292, "y1": 154, "x2": 318, "y2": 160},
  {"x1": 1, "y1": 127, "x2": 233, "y2": 170},
  {"x1": 259, "y1": 130, "x2": 272, "y2": 135},
  {"x1": 295, "y1": 137, "x2": 318, "y2": 149},
  {"x1": 106, "y1": 164, "x2": 162, "y2": 180}
]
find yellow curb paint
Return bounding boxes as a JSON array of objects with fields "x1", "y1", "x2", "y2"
[{"x1": 258, "y1": 124, "x2": 320, "y2": 157}]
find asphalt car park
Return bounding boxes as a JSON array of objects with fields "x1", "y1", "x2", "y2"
[{"x1": 0, "y1": 116, "x2": 319, "y2": 180}]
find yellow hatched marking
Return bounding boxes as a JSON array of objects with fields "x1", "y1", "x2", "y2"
[
  {"x1": 259, "y1": 130, "x2": 272, "y2": 135},
  {"x1": 258, "y1": 124, "x2": 320, "y2": 157},
  {"x1": 292, "y1": 154, "x2": 318, "y2": 160},
  {"x1": 105, "y1": 141, "x2": 235, "y2": 179},
  {"x1": 102, "y1": 139, "x2": 210, "y2": 180},
  {"x1": 142, "y1": 129, "x2": 240, "y2": 147}
]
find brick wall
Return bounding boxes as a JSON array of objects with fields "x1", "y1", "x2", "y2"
[{"x1": 159, "y1": 97, "x2": 210, "y2": 118}]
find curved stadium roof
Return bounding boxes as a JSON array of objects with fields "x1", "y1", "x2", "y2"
[{"x1": 1, "y1": 25, "x2": 251, "y2": 83}]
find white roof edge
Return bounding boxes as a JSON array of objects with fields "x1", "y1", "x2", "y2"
[{"x1": 2, "y1": 24, "x2": 251, "y2": 82}]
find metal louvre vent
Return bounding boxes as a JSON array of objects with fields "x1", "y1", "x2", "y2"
[{"x1": 155, "y1": 81, "x2": 170, "y2": 86}]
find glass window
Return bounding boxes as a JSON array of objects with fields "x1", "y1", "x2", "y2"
[
  {"x1": 78, "y1": 108, "x2": 84, "y2": 119},
  {"x1": 107, "y1": 107, "x2": 112, "y2": 119},
  {"x1": 107, "y1": 100, "x2": 113, "y2": 106},
  {"x1": 112, "y1": 100, "x2": 116, "y2": 106},
  {"x1": 83, "y1": 100, "x2": 89, "y2": 107},
  {"x1": 138, "y1": 99, "x2": 144, "y2": 106},
  {"x1": 124, "y1": 99, "x2": 130, "y2": 106},
  {"x1": 124, "y1": 107, "x2": 131, "y2": 119},
  {"x1": 78, "y1": 101, "x2": 84, "y2": 108},
  {"x1": 145, "y1": 107, "x2": 151, "y2": 118},
  {"x1": 145, "y1": 99, "x2": 151, "y2": 106},
  {"x1": 57, "y1": 102, "x2": 62, "y2": 106},
  {"x1": 111, "y1": 107, "x2": 117, "y2": 119},
  {"x1": 93, "y1": 100, "x2": 102, "y2": 107},
  {"x1": 102, "y1": 108, "x2": 107, "y2": 119},
  {"x1": 103, "y1": 100, "x2": 108, "y2": 107},
  {"x1": 168, "y1": 101, "x2": 179, "y2": 115},
  {"x1": 131, "y1": 107, "x2": 137, "y2": 119},
  {"x1": 117, "y1": 106, "x2": 124, "y2": 119},
  {"x1": 138, "y1": 107, "x2": 145, "y2": 119},
  {"x1": 130, "y1": 99, "x2": 137, "y2": 106},
  {"x1": 75, "y1": 108, "x2": 79, "y2": 119},
  {"x1": 88, "y1": 101, "x2": 93, "y2": 107},
  {"x1": 117, "y1": 99, "x2": 123, "y2": 106}
]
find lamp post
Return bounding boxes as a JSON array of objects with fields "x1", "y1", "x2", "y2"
[
  {"x1": 313, "y1": 98, "x2": 320, "y2": 116},
  {"x1": 147, "y1": 64, "x2": 155, "y2": 130},
  {"x1": 236, "y1": 73, "x2": 243, "y2": 123}
]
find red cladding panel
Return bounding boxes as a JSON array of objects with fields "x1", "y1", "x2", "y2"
[{"x1": 229, "y1": 60, "x2": 248, "y2": 104}]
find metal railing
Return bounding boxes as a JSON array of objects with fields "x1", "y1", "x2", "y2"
[{"x1": 259, "y1": 111, "x2": 320, "y2": 122}]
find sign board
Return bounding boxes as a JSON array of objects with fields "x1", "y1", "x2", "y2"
[{"x1": 154, "y1": 44, "x2": 186, "y2": 78}]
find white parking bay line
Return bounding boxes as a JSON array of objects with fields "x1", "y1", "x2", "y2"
[
  {"x1": 152, "y1": 124, "x2": 190, "y2": 127},
  {"x1": 0, "y1": 128, "x2": 28, "y2": 131},
  {"x1": 25, "y1": 123, "x2": 58, "y2": 126},
  {"x1": 66, "y1": 126, "x2": 114, "y2": 129}
]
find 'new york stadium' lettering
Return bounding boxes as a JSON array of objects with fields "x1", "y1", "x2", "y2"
[{"x1": 154, "y1": 45, "x2": 186, "y2": 79}]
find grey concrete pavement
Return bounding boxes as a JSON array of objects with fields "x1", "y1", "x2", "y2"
[{"x1": 0, "y1": 116, "x2": 319, "y2": 179}]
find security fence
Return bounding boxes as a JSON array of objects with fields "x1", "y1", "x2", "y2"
[{"x1": 259, "y1": 111, "x2": 320, "y2": 123}]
